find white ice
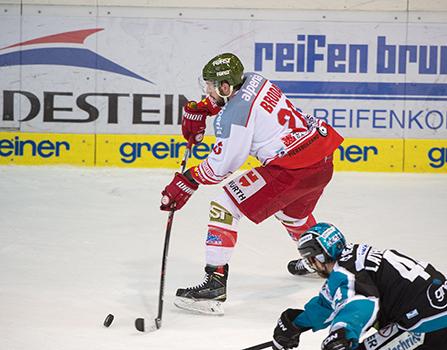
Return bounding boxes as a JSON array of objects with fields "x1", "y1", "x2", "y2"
[{"x1": 1, "y1": 166, "x2": 446, "y2": 350}]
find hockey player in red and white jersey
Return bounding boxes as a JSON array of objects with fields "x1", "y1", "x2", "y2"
[{"x1": 160, "y1": 53, "x2": 344, "y2": 315}]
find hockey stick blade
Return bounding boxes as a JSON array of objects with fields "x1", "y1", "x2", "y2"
[
  {"x1": 134, "y1": 317, "x2": 160, "y2": 333},
  {"x1": 241, "y1": 340, "x2": 273, "y2": 350}
]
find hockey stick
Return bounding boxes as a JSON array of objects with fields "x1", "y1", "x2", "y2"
[
  {"x1": 241, "y1": 341, "x2": 272, "y2": 350},
  {"x1": 135, "y1": 140, "x2": 193, "y2": 332}
]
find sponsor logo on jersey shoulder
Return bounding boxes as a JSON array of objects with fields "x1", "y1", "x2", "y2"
[{"x1": 241, "y1": 74, "x2": 264, "y2": 102}]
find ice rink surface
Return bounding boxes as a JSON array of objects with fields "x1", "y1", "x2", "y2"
[{"x1": 1, "y1": 166, "x2": 446, "y2": 350}]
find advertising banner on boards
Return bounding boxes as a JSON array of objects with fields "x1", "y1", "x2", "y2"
[{"x1": 0, "y1": 7, "x2": 446, "y2": 171}]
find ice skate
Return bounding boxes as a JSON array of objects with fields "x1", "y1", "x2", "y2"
[
  {"x1": 287, "y1": 258, "x2": 316, "y2": 276},
  {"x1": 174, "y1": 264, "x2": 228, "y2": 316}
]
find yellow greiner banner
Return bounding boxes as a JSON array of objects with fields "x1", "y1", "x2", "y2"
[
  {"x1": 335, "y1": 138, "x2": 404, "y2": 172},
  {"x1": 0, "y1": 132, "x2": 94, "y2": 166},
  {"x1": 96, "y1": 134, "x2": 258, "y2": 169},
  {"x1": 1, "y1": 132, "x2": 446, "y2": 173}
]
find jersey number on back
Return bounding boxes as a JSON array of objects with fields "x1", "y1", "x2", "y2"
[
  {"x1": 384, "y1": 250, "x2": 430, "y2": 282},
  {"x1": 277, "y1": 99, "x2": 307, "y2": 131}
]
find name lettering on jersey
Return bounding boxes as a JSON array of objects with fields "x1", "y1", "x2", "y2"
[
  {"x1": 365, "y1": 249, "x2": 383, "y2": 272},
  {"x1": 241, "y1": 74, "x2": 263, "y2": 101},
  {"x1": 427, "y1": 279, "x2": 447, "y2": 309},
  {"x1": 260, "y1": 84, "x2": 283, "y2": 113}
]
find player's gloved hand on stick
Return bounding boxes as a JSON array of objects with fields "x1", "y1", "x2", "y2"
[
  {"x1": 321, "y1": 329, "x2": 352, "y2": 350},
  {"x1": 160, "y1": 172, "x2": 198, "y2": 211},
  {"x1": 182, "y1": 96, "x2": 221, "y2": 144},
  {"x1": 272, "y1": 308, "x2": 309, "y2": 350}
]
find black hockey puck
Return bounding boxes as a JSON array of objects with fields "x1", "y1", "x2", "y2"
[
  {"x1": 135, "y1": 318, "x2": 145, "y2": 332},
  {"x1": 103, "y1": 314, "x2": 114, "y2": 327}
]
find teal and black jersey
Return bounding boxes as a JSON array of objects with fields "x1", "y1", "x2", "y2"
[{"x1": 294, "y1": 243, "x2": 447, "y2": 347}]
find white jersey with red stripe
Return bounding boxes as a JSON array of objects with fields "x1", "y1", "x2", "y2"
[{"x1": 191, "y1": 73, "x2": 343, "y2": 185}]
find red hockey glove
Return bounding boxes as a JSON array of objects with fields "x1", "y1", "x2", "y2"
[
  {"x1": 182, "y1": 96, "x2": 221, "y2": 144},
  {"x1": 160, "y1": 172, "x2": 199, "y2": 211}
]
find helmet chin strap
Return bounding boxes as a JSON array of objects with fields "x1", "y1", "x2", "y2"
[{"x1": 215, "y1": 83, "x2": 233, "y2": 104}]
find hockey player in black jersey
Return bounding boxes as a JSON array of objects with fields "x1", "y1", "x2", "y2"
[{"x1": 272, "y1": 223, "x2": 447, "y2": 350}]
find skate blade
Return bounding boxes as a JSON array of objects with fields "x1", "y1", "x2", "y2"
[{"x1": 174, "y1": 296, "x2": 225, "y2": 316}]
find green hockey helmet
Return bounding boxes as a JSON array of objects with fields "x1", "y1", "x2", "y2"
[{"x1": 202, "y1": 53, "x2": 244, "y2": 87}]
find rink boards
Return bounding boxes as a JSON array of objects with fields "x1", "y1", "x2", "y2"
[{"x1": 0, "y1": 132, "x2": 446, "y2": 173}]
